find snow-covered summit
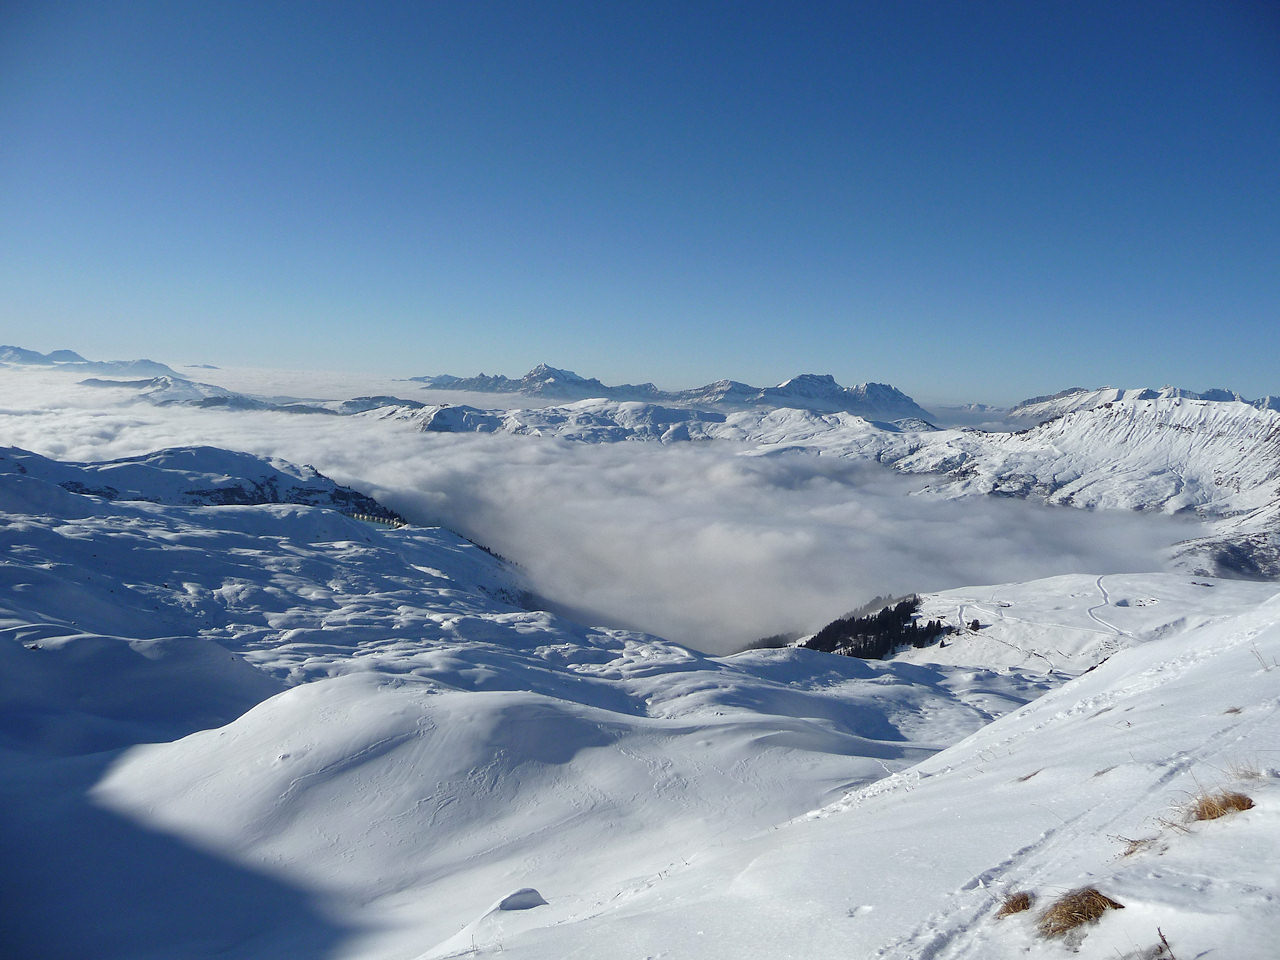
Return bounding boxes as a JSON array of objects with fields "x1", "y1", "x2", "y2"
[
  {"x1": 0, "y1": 345, "x2": 87, "y2": 364},
  {"x1": 761, "y1": 375, "x2": 933, "y2": 419},
  {"x1": 79, "y1": 375, "x2": 248, "y2": 405},
  {"x1": 1009, "y1": 384, "x2": 1280, "y2": 422}
]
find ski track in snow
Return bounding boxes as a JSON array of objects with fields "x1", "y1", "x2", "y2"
[
  {"x1": 874, "y1": 691, "x2": 1279, "y2": 960},
  {"x1": 1087, "y1": 574, "x2": 1127, "y2": 648}
]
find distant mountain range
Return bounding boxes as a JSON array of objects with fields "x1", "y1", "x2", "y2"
[
  {"x1": 412, "y1": 363, "x2": 937, "y2": 422},
  {"x1": 0, "y1": 345, "x2": 183, "y2": 379}
]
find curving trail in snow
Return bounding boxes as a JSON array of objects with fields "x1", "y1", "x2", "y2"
[{"x1": 1087, "y1": 575, "x2": 1125, "y2": 636}]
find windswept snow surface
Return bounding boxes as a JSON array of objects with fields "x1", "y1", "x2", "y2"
[
  {"x1": 2, "y1": 442, "x2": 1278, "y2": 959},
  {"x1": 500, "y1": 576, "x2": 1280, "y2": 960},
  {"x1": 1, "y1": 450, "x2": 1041, "y2": 957}
]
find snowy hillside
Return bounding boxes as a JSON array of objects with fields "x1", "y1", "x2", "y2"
[
  {"x1": 2, "y1": 444, "x2": 1276, "y2": 959},
  {"x1": 889, "y1": 395, "x2": 1280, "y2": 577},
  {"x1": 1, "y1": 355, "x2": 1278, "y2": 958},
  {"x1": 1009, "y1": 384, "x2": 1280, "y2": 422},
  {"x1": 500, "y1": 575, "x2": 1280, "y2": 960},
  {"x1": 899, "y1": 396, "x2": 1280, "y2": 514},
  {"x1": 0, "y1": 445, "x2": 402, "y2": 519},
  {"x1": 1, "y1": 445, "x2": 1051, "y2": 958}
]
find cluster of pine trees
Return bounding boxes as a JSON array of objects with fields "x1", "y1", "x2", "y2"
[{"x1": 800, "y1": 596, "x2": 946, "y2": 660}]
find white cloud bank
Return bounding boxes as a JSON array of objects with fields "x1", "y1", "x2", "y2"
[{"x1": 0, "y1": 368, "x2": 1200, "y2": 652}]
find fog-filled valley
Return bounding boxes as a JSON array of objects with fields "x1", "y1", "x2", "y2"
[
  {"x1": 3, "y1": 353, "x2": 1278, "y2": 960},
  {"x1": 0, "y1": 366, "x2": 1199, "y2": 651}
]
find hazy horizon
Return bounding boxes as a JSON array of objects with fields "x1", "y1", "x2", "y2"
[{"x1": 3, "y1": 2, "x2": 1277, "y2": 402}]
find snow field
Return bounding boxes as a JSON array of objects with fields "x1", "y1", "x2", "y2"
[
  {"x1": 1, "y1": 459, "x2": 1053, "y2": 957},
  {"x1": 1, "y1": 361, "x2": 1278, "y2": 958},
  {"x1": 491, "y1": 587, "x2": 1280, "y2": 959}
]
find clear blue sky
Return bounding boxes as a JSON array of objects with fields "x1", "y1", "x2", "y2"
[{"x1": 2, "y1": 1, "x2": 1277, "y2": 404}]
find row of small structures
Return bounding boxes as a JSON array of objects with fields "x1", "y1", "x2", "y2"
[{"x1": 345, "y1": 512, "x2": 409, "y2": 528}]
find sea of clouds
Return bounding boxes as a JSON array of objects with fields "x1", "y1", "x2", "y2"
[{"x1": 0, "y1": 368, "x2": 1199, "y2": 652}]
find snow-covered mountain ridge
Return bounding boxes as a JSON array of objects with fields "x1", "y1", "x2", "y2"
[
  {"x1": 388, "y1": 392, "x2": 1280, "y2": 576},
  {"x1": 900, "y1": 395, "x2": 1280, "y2": 513},
  {"x1": 1009, "y1": 384, "x2": 1280, "y2": 422},
  {"x1": 374, "y1": 392, "x2": 1280, "y2": 540},
  {"x1": 0, "y1": 445, "x2": 402, "y2": 520},
  {"x1": 7, "y1": 351, "x2": 1280, "y2": 575},
  {"x1": 0, "y1": 344, "x2": 183, "y2": 379},
  {"x1": 2, "y1": 443, "x2": 1276, "y2": 958},
  {"x1": 412, "y1": 363, "x2": 936, "y2": 420},
  {"x1": 369, "y1": 389, "x2": 1279, "y2": 514}
]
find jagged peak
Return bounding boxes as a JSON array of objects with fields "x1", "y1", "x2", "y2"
[
  {"x1": 775, "y1": 373, "x2": 840, "y2": 389},
  {"x1": 524, "y1": 363, "x2": 586, "y2": 382},
  {"x1": 1011, "y1": 384, "x2": 1275, "y2": 418}
]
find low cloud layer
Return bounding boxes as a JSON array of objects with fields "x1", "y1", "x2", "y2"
[{"x1": 0, "y1": 368, "x2": 1200, "y2": 652}]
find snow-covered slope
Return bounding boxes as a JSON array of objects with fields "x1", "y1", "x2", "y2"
[
  {"x1": 1, "y1": 445, "x2": 1050, "y2": 958},
  {"x1": 900, "y1": 396, "x2": 1280, "y2": 514},
  {"x1": 1009, "y1": 384, "x2": 1280, "y2": 423},
  {"x1": 0, "y1": 445, "x2": 402, "y2": 519},
  {"x1": 79, "y1": 375, "x2": 250, "y2": 405},
  {"x1": 2, "y1": 437, "x2": 1277, "y2": 959},
  {"x1": 500, "y1": 576, "x2": 1280, "y2": 960},
  {"x1": 885, "y1": 395, "x2": 1280, "y2": 575}
]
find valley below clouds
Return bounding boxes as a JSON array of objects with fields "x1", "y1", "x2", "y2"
[
  {"x1": 3, "y1": 359, "x2": 1277, "y2": 960},
  {"x1": 0, "y1": 367, "x2": 1198, "y2": 652}
]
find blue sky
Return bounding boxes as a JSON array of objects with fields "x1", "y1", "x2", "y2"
[{"x1": 2, "y1": 0, "x2": 1277, "y2": 404}]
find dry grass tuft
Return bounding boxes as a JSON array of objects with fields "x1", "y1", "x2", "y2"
[
  {"x1": 1116, "y1": 834, "x2": 1161, "y2": 858},
  {"x1": 1188, "y1": 790, "x2": 1254, "y2": 821},
  {"x1": 995, "y1": 890, "x2": 1035, "y2": 917},
  {"x1": 1226, "y1": 760, "x2": 1263, "y2": 781},
  {"x1": 1036, "y1": 887, "x2": 1124, "y2": 938}
]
